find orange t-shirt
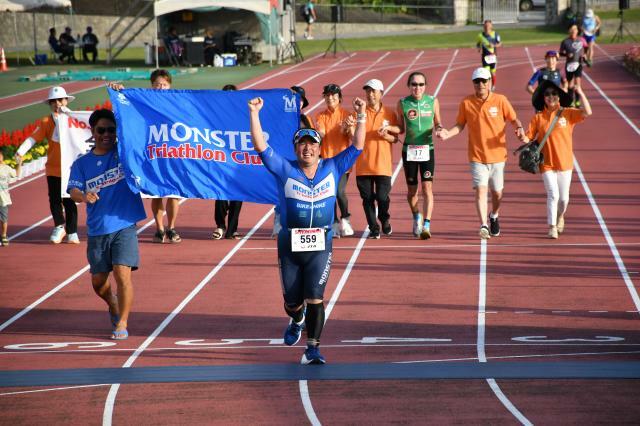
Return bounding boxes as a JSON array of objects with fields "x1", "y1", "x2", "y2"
[
  {"x1": 456, "y1": 93, "x2": 517, "y2": 164},
  {"x1": 315, "y1": 106, "x2": 351, "y2": 159},
  {"x1": 525, "y1": 108, "x2": 585, "y2": 172},
  {"x1": 29, "y1": 115, "x2": 61, "y2": 177},
  {"x1": 355, "y1": 104, "x2": 398, "y2": 177}
]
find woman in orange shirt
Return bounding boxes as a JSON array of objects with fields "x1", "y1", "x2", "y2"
[{"x1": 522, "y1": 81, "x2": 592, "y2": 239}]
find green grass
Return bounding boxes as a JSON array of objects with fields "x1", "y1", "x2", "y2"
[
  {"x1": 297, "y1": 26, "x2": 570, "y2": 57},
  {"x1": 597, "y1": 8, "x2": 640, "y2": 22},
  {"x1": 0, "y1": 64, "x2": 273, "y2": 133}
]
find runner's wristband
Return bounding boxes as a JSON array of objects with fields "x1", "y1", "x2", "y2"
[
  {"x1": 356, "y1": 113, "x2": 366, "y2": 119},
  {"x1": 356, "y1": 119, "x2": 366, "y2": 124}
]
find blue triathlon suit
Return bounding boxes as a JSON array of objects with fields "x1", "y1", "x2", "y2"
[
  {"x1": 528, "y1": 68, "x2": 564, "y2": 89},
  {"x1": 259, "y1": 144, "x2": 361, "y2": 305}
]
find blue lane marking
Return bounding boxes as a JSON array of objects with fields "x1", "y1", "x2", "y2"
[{"x1": 2, "y1": 361, "x2": 640, "y2": 388}]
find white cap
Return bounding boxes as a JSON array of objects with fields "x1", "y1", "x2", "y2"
[
  {"x1": 363, "y1": 79, "x2": 384, "y2": 92},
  {"x1": 585, "y1": 9, "x2": 594, "y2": 18},
  {"x1": 45, "y1": 86, "x2": 75, "y2": 103},
  {"x1": 471, "y1": 67, "x2": 491, "y2": 81}
]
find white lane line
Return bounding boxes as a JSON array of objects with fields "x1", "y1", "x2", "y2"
[
  {"x1": 574, "y1": 158, "x2": 640, "y2": 314},
  {"x1": 478, "y1": 239, "x2": 533, "y2": 426},
  {"x1": 0, "y1": 384, "x2": 110, "y2": 396},
  {"x1": 582, "y1": 71, "x2": 640, "y2": 135},
  {"x1": 297, "y1": 53, "x2": 357, "y2": 87},
  {"x1": 0, "y1": 84, "x2": 105, "y2": 114},
  {"x1": 102, "y1": 209, "x2": 274, "y2": 426},
  {"x1": 594, "y1": 44, "x2": 622, "y2": 64},
  {"x1": 241, "y1": 241, "x2": 640, "y2": 250},
  {"x1": 0, "y1": 199, "x2": 186, "y2": 333},
  {"x1": 8, "y1": 215, "x2": 51, "y2": 241},
  {"x1": 8, "y1": 172, "x2": 45, "y2": 190},
  {"x1": 300, "y1": 48, "x2": 454, "y2": 426},
  {"x1": 241, "y1": 53, "x2": 324, "y2": 89}
]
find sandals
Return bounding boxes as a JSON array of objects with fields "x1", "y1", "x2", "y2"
[
  {"x1": 109, "y1": 312, "x2": 120, "y2": 328},
  {"x1": 212, "y1": 228, "x2": 225, "y2": 240},
  {"x1": 165, "y1": 228, "x2": 182, "y2": 243},
  {"x1": 0, "y1": 236, "x2": 8, "y2": 246},
  {"x1": 226, "y1": 232, "x2": 241, "y2": 240},
  {"x1": 152, "y1": 229, "x2": 165, "y2": 243}
]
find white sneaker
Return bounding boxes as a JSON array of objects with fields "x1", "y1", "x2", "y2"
[
  {"x1": 50, "y1": 226, "x2": 66, "y2": 244},
  {"x1": 307, "y1": 35, "x2": 314, "y2": 40},
  {"x1": 412, "y1": 213, "x2": 423, "y2": 237},
  {"x1": 271, "y1": 212, "x2": 282, "y2": 239},
  {"x1": 332, "y1": 222, "x2": 341, "y2": 238},
  {"x1": 557, "y1": 215, "x2": 565, "y2": 234},
  {"x1": 548, "y1": 226, "x2": 559, "y2": 239},
  {"x1": 340, "y1": 217, "x2": 354, "y2": 237},
  {"x1": 67, "y1": 233, "x2": 80, "y2": 244},
  {"x1": 479, "y1": 225, "x2": 491, "y2": 240}
]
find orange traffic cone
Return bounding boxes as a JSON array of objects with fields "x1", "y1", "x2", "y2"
[{"x1": 0, "y1": 48, "x2": 7, "y2": 72}]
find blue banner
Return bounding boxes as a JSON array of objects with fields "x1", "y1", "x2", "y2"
[{"x1": 108, "y1": 87, "x2": 299, "y2": 204}]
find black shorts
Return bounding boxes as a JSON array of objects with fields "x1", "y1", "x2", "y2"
[
  {"x1": 402, "y1": 148, "x2": 435, "y2": 185},
  {"x1": 481, "y1": 56, "x2": 497, "y2": 71},
  {"x1": 566, "y1": 63, "x2": 583, "y2": 81},
  {"x1": 277, "y1": 232, "x2": 332, "y2": 305}
]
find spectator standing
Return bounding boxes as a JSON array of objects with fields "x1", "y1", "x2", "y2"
[
  {"x1": 68, "y1": 109, "x2": 146, "y2": 340},
  {"x1": 82, "y1": 26, "x2": 99, "y2": 63},
  {"x1": 16, "y1": 86, "x2": 80, "y2": 244},
  {"x1": 0, "y1": 152, "x2": 22, "y2": 247},
  {"x1": 526, "y1": 50, "x2": 568, "y2": 95},
  {"x1": 397, "y1": 71, "x2": 442, "y2": 239},
  {"x1": 559, "y1": 24, "x2": 587, "y2": 106},
  {"x1": 302, "y1": 0, "x2": 317, "y2": 40},
  {"x1": 59, "y1": 26, "x2": 77, "y2": 64},
  {"x1": 203, "y1": 27, "x2": 219, "y2": 66},
  {"x1": 581, "y1": 9, "x2": 601, "y2": 67},
  {"x1": 314, "y1": 83, "x2": 355, "y2": 237},
  {"x1": 521, "y1": 81, "x2": 592, "y2": 239},
  {"x1": 349, "y1": 79, "x2": 400, "y2": 239},
  {"x1": 437, "y1": 68, "x2": 525, "y2": 240},
  {"x1": 477, "y1": 20, "x2": 501, "y2": 89},
  {"x1": 212, "y1": 84, "x2": 243, "y2": 240}
]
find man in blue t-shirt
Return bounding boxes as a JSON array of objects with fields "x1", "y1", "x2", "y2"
[
  {"x1": 526, "y1": 50, "x2": 568, "y2": 96},
  {"x1": 248, "y1": 95, "x2": 366, "y2": 364},
  {"x1": 68, "y1": 109, "x2": 146, "y2": 341}
]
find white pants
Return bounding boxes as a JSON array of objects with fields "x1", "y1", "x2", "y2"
[{"x1": 542, "y1": 170, "x2": 573, "y2": 225}]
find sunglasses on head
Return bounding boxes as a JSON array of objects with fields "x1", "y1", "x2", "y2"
[
  {"x1": 323, "y1": 84, "x2": 341, "y2": 93},
  {"x1": 473, "y1": 78, "x2": 489, "y2": 84},
  {"x1": 294, "y1": 128, "x2": 321, "y2": 145},
  {"x1": 544, "y1": 91, "x2": 559, "y2": 97},
  {"x1": 410, "y1": 82, "x2": 426, "y2": 87},
  {"x1": 96, "y1": 126, "x2": 116, "y2": 135}
]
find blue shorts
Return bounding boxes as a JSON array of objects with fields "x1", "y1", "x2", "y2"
[
  {"x1": 87, "y1": 225, "x2": 139, "y2": 274},
  {"x1": 584, "y1": 34, "x2": 596, "y2": 44},
  {"x1": 277, "y1": 231, "x2": 332, "y2": 305}
]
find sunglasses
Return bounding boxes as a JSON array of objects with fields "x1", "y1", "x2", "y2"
[
  {"x1": 410, "y1": 82, "x2": 426, "y2": 87},
  {"x1": 544, "y1": 91, "x2": 559, "y2": 97},
  {"x1": 96, "y1": 126, "x2": 116, "y2": 135},
  {"x1": 294, "y1": 128, "x2": 321, "y2": 145},
  {"x1": 473, "y1": 78, "x2": 489, "y2": 85},
  {"x1": 323, "y1": 84, "x2": 341, "y2": 93}
]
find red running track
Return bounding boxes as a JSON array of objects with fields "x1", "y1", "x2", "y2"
[
  {"x1": 0, "y1": 81, "x2": 107, "y2": 113},
  {"x1": 0, "y1": 45, "x2": 639, "y2": 424}
]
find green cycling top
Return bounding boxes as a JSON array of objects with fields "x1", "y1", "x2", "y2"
[{"x1": 400, "y1": 95, "x2": 435, "y2": 151}]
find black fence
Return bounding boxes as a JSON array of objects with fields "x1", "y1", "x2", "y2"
[{"x1": 298, "y1": 4, "x2": 455, "y2": 25}]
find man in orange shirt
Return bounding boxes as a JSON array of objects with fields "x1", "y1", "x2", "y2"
[
  {"x1": 315, "y1": 83, "x2": 354, "y2": 237},
  {"x1": 16, "y1": 86, "x2": 79, "y2": 244},
  {"x1": 349, "y1": 79, "x2": 400, "y2": 239},
  {"x1": 438, "y1": 68, "x2": 525, "y2": 239}
]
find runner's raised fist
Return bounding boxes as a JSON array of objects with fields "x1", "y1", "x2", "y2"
[
  {"x1": 248, "y1": 97, "x2": 263, "y2": 112},
  {"x1": 352, "y1": 97, "x2": 365, "y2": 113}
]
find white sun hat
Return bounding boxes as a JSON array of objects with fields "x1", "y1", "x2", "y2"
[
  {"x1": 45, "y1": 86, "x2": 75, "y2": 103},
  {"x1": 362, "y1": 79, "x2": 384, "y2": 92},
  {"x1": 471, "y1": 67, "x2": 491, "y2": 81},
  {"x1": 585, "y1": 9, "x2": 594, "y2": 18}
]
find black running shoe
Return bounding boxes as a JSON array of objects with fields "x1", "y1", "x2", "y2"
[
  {"x1": 368, "y1": 230, "x2": 380, "y2": 239},
  {"x1": 382, "y1": 221, "x2": 392, "y2": 235},
  {"x1": 489, "y1": 216, "x2": 500, "y2": 236}
]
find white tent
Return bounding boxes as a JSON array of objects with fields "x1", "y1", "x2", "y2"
[{"x1": 150, "y1": 0, "x2": 276, "y2": 67}]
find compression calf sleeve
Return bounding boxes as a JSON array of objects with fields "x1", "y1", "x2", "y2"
[
  {"x1": 305, "y1": 302, "x2": 325, "y2": 346},
  {"x1": 284, "y1": 303, "x2": 305, "y2": 323}
]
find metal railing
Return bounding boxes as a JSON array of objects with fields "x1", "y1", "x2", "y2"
[{"x1": 298, "y1": 4, "x2": 456, "y2": 25}]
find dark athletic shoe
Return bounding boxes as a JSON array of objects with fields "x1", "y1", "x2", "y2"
[
  {"x1": 283, "y1": 316, "x2": 305, "y2": 346},
  {"x1": 382, "y1": 221, "x2": 392, "y2": 235},
  {"x1": 301, "y1": 345, "x2": 326, "y2": 365},
  {"x1": 368, "y1": 230, "x2": 380, "y2": 239},
  {"x1": 489, "y1": 216, "x2": 500, "y2": 236}
]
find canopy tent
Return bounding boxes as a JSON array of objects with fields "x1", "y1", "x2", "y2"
[
  {"x1": 0, "y1": 0, "x2": 72, "y2": 64},
  {"x1": 150, "y1": 0, "x2": 280, "y2": 67}
]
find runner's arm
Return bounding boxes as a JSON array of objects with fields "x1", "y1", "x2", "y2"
[
  {"x1": 396, "y1": 100, "x2": 405, "y2": 134},
  {"x1": 248, "y1": 97, "x2": 267, "y2": 153},
  {"x1": 351, "y1": 97, "x2": 366, "y2": 150},
  {"x1": 574, "y1": 86, "x2": 592, "y2": 117},
  {"x1": 433, "y1": 98, "x2": 443, "y2": 134}
]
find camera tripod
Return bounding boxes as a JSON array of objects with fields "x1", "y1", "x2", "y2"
[
  {"x1": 611, "y1": 10, "x2": 637, "y2": 43},
  {"x1": 324, "y1": 21, "x2": 350, "y2": 58}
]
